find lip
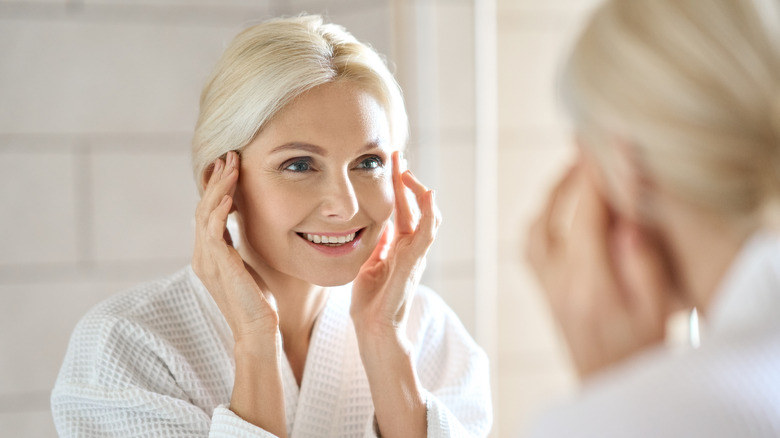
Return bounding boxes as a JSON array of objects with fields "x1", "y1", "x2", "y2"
[
  {"x1": 297, "y1": 228, "x2": 364, "y2": 257},
  {"x1": 297, "y1": 227, "x2": 362, "y2": 237}
]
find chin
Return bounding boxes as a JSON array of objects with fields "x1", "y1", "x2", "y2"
[
  {"x1": 308, "y1": 270, "x2": 361, "y2": 287},
  {"x1": 298, "y1": 262, "x2": 364, "y2": 287}
]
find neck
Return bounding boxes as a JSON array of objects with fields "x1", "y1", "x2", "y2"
[
  {"x1": 265, "y1": 272, "x2": 330, "y2": 345},
  {"x1": 656, "y1": 198, "x2": 752, "y2": 316}
]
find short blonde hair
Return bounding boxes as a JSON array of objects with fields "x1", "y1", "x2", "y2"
[
  {"x1": 192, "y1": 15, "x2": 408, "y2": 193},
  {"x1": 562, "y1": 0, "x2": 780, "y2": 225}
]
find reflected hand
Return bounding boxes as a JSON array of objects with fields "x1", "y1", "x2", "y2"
[{"x1": 526, "y1": 157, "x2": 674, "y2": 380}]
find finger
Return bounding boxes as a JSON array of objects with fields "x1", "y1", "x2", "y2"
[
  {"x1": 569, "y1": 165, "x2": 615, "y2": 284},
  {"x1": 412, "y1": 189, "x2": 438, "y2": 253},
  {"x1": 525, "y1": 164, "x2": 583, "y2": 298},
  {"x1": 392, "y1": 151, "x2": 415, "y2": 234},
  {"x1": 613, "y1": 220, "x2": 672, "y2": 336},
  {"x1": 401, "y1": 169, "x2": 430, "y2": 198},
  {"x1": 206, "y1": 194, "x2": 234, "y2": 256},
  {"x1": 540, "y1": 163, "x2": 581, "y2": 246},
  {"x1": 196, "y1": 156, "x2": 239, "y2": 227},
  {"x1": 572, "y1": 164, "x2": 610, "y2": 241},
  {"x1": 196, "y1": 158, "x2": 224, "y2": 222},
  {"x1": 223, "y1": 151, "x2": 240, "y2": 203},
  {"x1": 399, "y1": 171, "x2": 438, "y2": 247}
]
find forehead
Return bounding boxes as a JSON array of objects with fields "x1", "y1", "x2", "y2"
[{"x1": 247, "y1": 81, "x2": 391, "y2": 157}]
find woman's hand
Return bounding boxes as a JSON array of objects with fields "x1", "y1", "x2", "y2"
[
  {"x1": 350, "y1": 150, "x2": 440, "y2": 438},
  {"x1": 192, "y1": 151, "x2": 286, "y2": 436},
  {"x1": 350, "y1": 150, "x2": 441, "y2": 342},
  {"x1": 192, "y1": 151, "x2": 279, "y2": 344},
  {"x1": 526, "y1": 157, "x2": 674, "y2": 380}
]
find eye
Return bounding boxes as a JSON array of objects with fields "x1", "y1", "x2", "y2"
[
  {"x1": 282, "y1": 157, "x2": 313, "y2": 173},
  {"x1": 355, "y1": 155, "x2": 384, "y2": 170}
]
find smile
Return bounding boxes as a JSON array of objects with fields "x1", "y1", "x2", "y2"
[
  {"x1": 302, "y1": 231, "x2": 357, "y2": 245},
  {"x1": 296, "y1": 228, "x2": 364, "y2": 257}
]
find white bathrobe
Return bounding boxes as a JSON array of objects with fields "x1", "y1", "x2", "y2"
[
  {"x1": 51, "y1": 267, "x2": 492, "y2": 437},
  {"x1": 529, "y1": 232, "x2": 780, "y2": 438}
]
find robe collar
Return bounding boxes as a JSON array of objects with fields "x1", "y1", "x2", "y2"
[{"x1": 707, "y1": 231, "x2": 780, "y2": 338}]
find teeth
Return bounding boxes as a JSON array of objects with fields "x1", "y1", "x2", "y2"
[{"x1": 304, "y1": 232, "x2": 357, "y2": 245}]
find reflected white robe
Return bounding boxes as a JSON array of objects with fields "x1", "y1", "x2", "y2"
[
  {"x1": 51, "y1": 267, "x2": 492, "y2": 437},
  {"x1": 530, "y1": 232, "x2": 780, "y2": 438}
]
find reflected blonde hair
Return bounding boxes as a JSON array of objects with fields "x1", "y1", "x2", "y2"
[
  {"x1": 192, "y1": 15, "x2": 408, "y2": 194},
  {"x1": 562, "y1": 0, "x2": 780, "y2": 225}
]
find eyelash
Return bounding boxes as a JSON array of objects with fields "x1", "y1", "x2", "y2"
[
  {"x1": 280, "y1": 155, "x2": 385, "y2": 173},
  {"x1": 355, "y1": 155, "x2": 385, "y2": 170},
  {"x1": 282, "y1": 157, "x2": 314, "y2": 173}
]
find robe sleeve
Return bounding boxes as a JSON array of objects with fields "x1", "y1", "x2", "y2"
[
  {"x1": 412, "y1": 287, "x2": 494, "y2": 437},
  {"x1": 51, "y1": 309, "x2": 279, "y2": 438}
]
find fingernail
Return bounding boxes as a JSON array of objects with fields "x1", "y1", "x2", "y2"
[
  {"x1": 214, "y1": 158, "x2": 223, "y2": 173},
  {"x1": 431, "y1": 190, "x2": 436, "y2": 203}
]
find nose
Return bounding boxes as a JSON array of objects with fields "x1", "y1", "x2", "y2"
[{"x1": 319, "y1": 169, "x2": 359, "y2": 221}]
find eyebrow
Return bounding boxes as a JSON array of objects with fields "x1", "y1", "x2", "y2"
[{"x1": 269, "y1": 140, "x2": 384, "y2": 156}]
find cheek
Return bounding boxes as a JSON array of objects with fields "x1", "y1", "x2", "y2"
[
  {"x1": 238, "y1": 178, "x2": 311, "y2": 231},
  {"x1": 357, "y1": 173, "x2": 394, "y2": 222}
]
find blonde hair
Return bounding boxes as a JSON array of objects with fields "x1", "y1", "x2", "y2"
[
  {"x1": 192, "y1": 15, "x2": 408, "y2": 193},
  {"x1": 562, "y1": 0, "x2": 780, "y2": 225}
]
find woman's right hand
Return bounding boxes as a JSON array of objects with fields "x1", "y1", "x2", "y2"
[
  {"x1": 192, "y1": 151, "x2": 287, "y2": 436},
  {"x1": 192, "y1": 151, "x2": 280, "y2": 345},
  {"x1": 526, "y1": 157, "x2": 674, "y2": 380}
]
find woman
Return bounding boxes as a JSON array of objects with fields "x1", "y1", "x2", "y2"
[
  {"x1": 527, "y1": 0, "x2": 780, "y2": 436},
  {"x1": 51, "y1": 15, "x2": 491, "y2": 437}
]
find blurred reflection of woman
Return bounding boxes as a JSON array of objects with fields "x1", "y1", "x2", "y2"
[
  {"x1": 526, "y1": 0, "x2": 780, "y2": 436},
  {"x1": 52, "y1": 15, "x2": 491, "y2": 438}
]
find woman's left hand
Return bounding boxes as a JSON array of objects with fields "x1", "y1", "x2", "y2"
[
  {"x1": 350, "y1": 150, "x2": 440, "y2": 438},
  {"x1": 350, "y1": 150, "x2": 441, "y2": 342}
]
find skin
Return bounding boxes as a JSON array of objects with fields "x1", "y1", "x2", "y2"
[
  {"x1": 192, "y1": 81, "x2": 439, "y2": 438},
  {"x1": 526, "y1": 144, "x2": 750, "y2": 380}
]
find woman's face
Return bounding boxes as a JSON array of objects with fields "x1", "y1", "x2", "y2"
[{"x1": 234, "y1": 81, "x2": 395, "y2": 287}]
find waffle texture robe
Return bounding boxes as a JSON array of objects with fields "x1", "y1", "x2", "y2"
[{"x1": 51, "y1": 267, "x2": 492, "y2": 437}]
